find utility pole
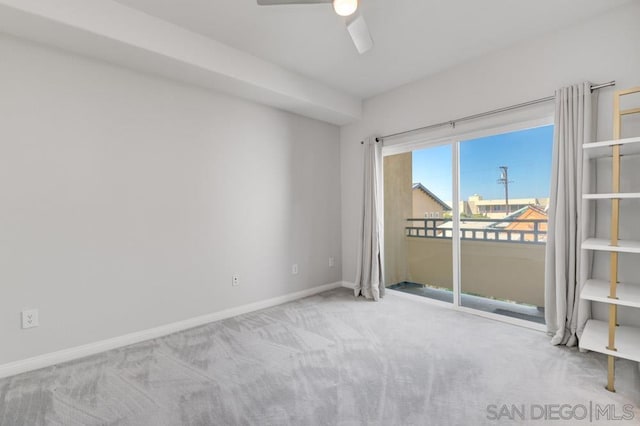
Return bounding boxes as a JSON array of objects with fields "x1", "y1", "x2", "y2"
[{"x1": 497, "y1": 166, "x2": 512, "y2": 215}]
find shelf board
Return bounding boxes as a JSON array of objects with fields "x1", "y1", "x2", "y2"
[
  {"x1": 583, "y1": 136, "x2": 640, "y2": 158},
  {"x1": 579, "y1": 319, "x2": 640, "y2": 362},
  {"x1": 581, "y1": 279, "x2": 640, "y2": 308},
  {"x1": 583, "y1": 193, "x2": 640, "y2": 199},
  {"x1": 582, "y1": 238, "x2": 640, "y2": 254}
]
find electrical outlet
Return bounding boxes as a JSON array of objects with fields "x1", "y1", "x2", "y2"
[
  {"x1": 329, "y1": 257, "x2": 335, "y2": 267},
  {"x1": 22, "y1": 309, "x2": 39, "y2": 329},
  {"x1": 232, "y1": 275, "x2": 240, "y2": 286},
  {"x1": 291, "y1": 264, "x2": 299, "y2": 275}
]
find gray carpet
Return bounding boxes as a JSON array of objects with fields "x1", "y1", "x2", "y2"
[{"x1": 0, "y1": 287, "x2": 638, "y2": 425}]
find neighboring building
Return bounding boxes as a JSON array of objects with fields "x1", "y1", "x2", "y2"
[
  {"x1": 461, "y1": 194, "x2": 549, "y2": 219},
  {"x1": 503, "y1": 204, "x2": 548, "y2": 242},
  {"x1": 412, "y1": 183, "x2": 451, "y2": 219}
]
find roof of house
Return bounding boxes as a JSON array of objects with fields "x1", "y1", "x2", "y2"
[
  {"x1": 412, "y1": 183, "x2": 451, "y2": 211},
  {"x1": 489, "y1": 204, "x2": 548, "y2": 228}
]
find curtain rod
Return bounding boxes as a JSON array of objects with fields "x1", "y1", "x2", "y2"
[{"x1": 375, "y1": 80, "x2": 616, "y2": 143}]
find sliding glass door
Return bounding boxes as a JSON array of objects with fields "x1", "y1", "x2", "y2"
[{"x1": 383, "y1": 122, "x2": 553, "y2": 326}]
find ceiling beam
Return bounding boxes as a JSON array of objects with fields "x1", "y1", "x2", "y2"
[{"x1": 0, "y1": 0, "x2": 362, "y2": 125}]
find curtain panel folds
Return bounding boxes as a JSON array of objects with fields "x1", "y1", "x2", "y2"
[
  {"x1": 545, "y1": 82, "x2": 597, "y2": 346},
  {"x1": 354, "y1": 138, "x2": 385, "y2": 301}
]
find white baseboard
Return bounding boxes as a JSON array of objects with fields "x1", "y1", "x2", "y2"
[
  {"x1": 341, "y1": 281, "x2": 355, "y2": 289},
  {"x1": 0, "y1": 281, "x2": 343, "y2": 379}
]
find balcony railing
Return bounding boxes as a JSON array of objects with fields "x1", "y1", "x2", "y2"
[{"x1": 405, "y1": 218, "x2": 547, "y2": 244}]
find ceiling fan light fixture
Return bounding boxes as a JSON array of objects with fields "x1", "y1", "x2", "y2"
[{"x1": 333, "y1": 0, "x2": 358, "y2": 17}]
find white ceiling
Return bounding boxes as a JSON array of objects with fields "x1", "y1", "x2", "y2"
[{"x1": 113, "y1": 0, "x2": 632, "y2": 99}]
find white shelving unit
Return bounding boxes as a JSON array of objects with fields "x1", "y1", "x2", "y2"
[
  {"x1": 581, "y1": 280, "x2": 640, "y2": 308},
  {"x1": 583, "y1": 193, "x2": 640, "y2": 199},
  {"x1": 581, "y1": 238, "x2": 640, "y2": 254},
  {"x1": 582, "y1": 136, "x2": 640, "y2": 158},
  {"x1": 580, "y1": 320, "x2": 640, "y2": 363},
  {"x1": 579, "y1": 87, "x2": 640, "y2": 392}
]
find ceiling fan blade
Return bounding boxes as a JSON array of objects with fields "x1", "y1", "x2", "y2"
[
  {"x1": 346, "y1": 15, "x2": 373, "y2": 54},
  {"x1": 257, "y1": 0, "x2": 331, "y2": 5}
]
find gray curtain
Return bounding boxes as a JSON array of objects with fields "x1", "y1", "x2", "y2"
[
  {"x1": 545, "y1": 82, "x2": 597, "y2": 346},
  {"x1": 354, "y1": 137, "x2": 385, "y2": 301}
]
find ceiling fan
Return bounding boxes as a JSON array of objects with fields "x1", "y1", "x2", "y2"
[{"x1": 257, "y1": 0, "x2": 374, "y2": 54}]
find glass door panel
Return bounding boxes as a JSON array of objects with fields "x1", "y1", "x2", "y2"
[
  {"x1": 384, "y1": 145, "x2": 453, "y2": 303},
  {"x1": 458, "y1": 126, "x2": 553, "y2": 323}
]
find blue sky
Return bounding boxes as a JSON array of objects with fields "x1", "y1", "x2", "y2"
[{"x1": 411, "y1": 125, "x2": 554, "y2": 203}]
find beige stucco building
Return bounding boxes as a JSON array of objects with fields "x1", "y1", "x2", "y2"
[
  {"x1": 462, "y1": 194, "x2": 550, "y2": 219},
  {"x1": 412, "y1": 183, "x2": 451, "y2": 219}
]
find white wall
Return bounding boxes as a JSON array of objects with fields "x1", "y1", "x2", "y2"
[
  {"x1": 340, "y1": 3, "x2": 640, "y2": 322},
  {"x1": 0, "y1": 34, "x2": 342, "y2": 365}
]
